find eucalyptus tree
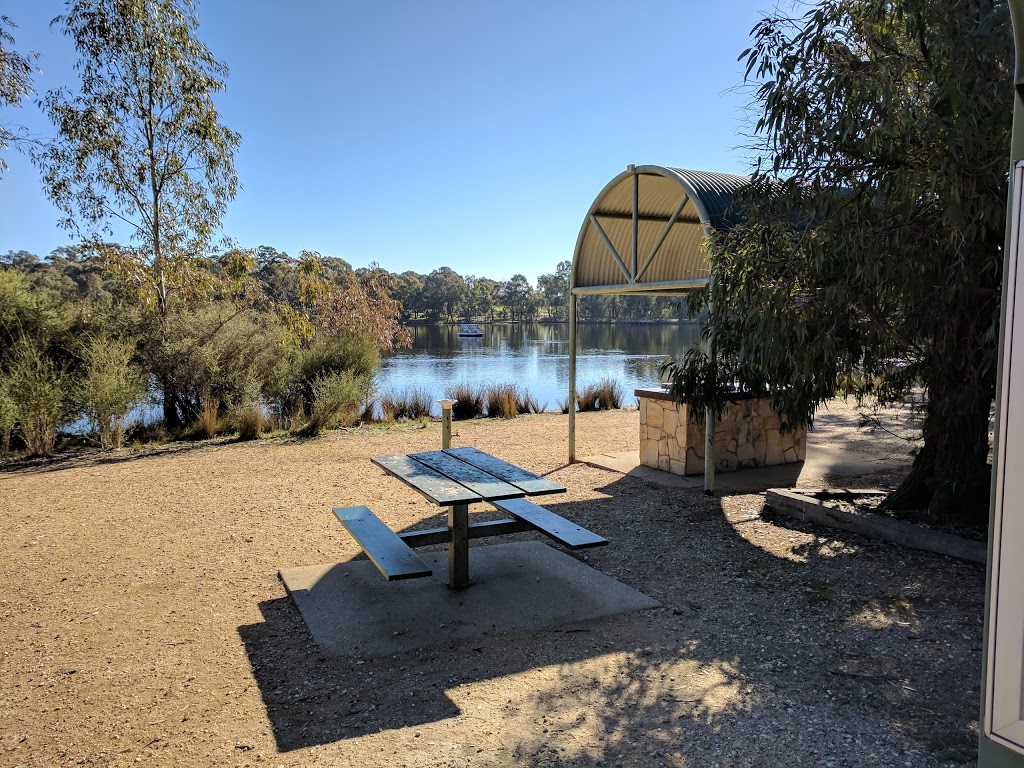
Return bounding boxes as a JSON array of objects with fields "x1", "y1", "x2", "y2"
[
  {"x1": 36, "y1": 0, "x2": 239, "y2": 317},
  {"x1": 668, "y1": 0, "x2": 1012, "y2": 522}
]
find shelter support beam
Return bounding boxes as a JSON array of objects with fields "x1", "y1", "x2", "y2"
[
  {"x1": 632, "y1": 172, "x2": 639, "y2": 279},
  {"x1": 635, "y1": 193, "x2": 690, "y2": 284},
  {"x1": 571, "y1": 278, "x2": 707, "y2": 296},
  {"x1": 589, "y1": 215, "x2": 633, "y2": 283}
]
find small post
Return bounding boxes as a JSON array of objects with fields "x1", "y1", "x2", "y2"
[{"x1": 438, "y1": 399, "x2": 456, "y2": 449}]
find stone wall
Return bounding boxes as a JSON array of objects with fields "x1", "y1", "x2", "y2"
[{"x1": 638, "y1": 389, "x2": 806, "y2": 475}]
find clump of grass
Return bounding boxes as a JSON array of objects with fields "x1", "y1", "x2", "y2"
[
  {"x1": 360, "y1": 395, "x2": 379, "y2": 424},
  {"x1": 230, "y1": 399, "x2": 265, "y2": 441},
  {"x1": 124, "y1": 420, "x2": 169, "y2": 448},
  {"x1": 576, "y1": 378, "x2": 624, "y2": 412},
  {"x1": 515, "y1": 388, "x2": 543, "y2": 414},
  {"x1": 200, "y1": 395, "x2": 220, "y2": 438},
  {"x1": 484, "y1": 384, "x2": 518, "y2": 419},
  {"x1": 445, "y1": 383, "x2": 484, "y2": 420},
  {"x1": 380, "y1": 385, "x2": 433, "y2": 422}
]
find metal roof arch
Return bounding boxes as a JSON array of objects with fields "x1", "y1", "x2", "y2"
[{"x1": 570, "y1": 165, "x2": 751, "y2": 296}]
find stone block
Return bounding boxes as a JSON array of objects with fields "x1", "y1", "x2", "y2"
[
  {"x1": 663, "y1": 406, "x2": 677, "y2": 435},
  {"x1": 766, "y1": 431, "x2": 784, "y2": 465},
  {"x1": 716, "y1": 454, "x2": 737, "y2": 472},
  {"x1": 646, "y1": 402, "x2": 664, "y2": 429},
  {"x1": 640, "y1": 438, "x2": 659, "y2": 467},
  {"x1": 669, "y1": 459, "x2": 686, "y2": 475},
  {"x1": 686, "y1": 449, "x2": 703, "y2": 475},
  {"x1": 638, "y1": 398, "x2": 647, "y2": 426},
  {"x1": 668, "y1": 438, "x2": 684, "y2": 462},
  {"x1": 784, "y1": 446, "x2": 797, "y2": 463},
  {"x1": 737, "y1": 442, "x2": 756, "y2": 463},
  {"x1": 658, "y1": 454, "x2": 670, "y2": 471}
]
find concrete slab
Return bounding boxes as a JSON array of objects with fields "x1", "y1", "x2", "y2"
[
  {"x1": 279, "y1": 541, "x2": 660, "y2": 658},
  {"x1": 581, "y1": 439, "x2": 909, "y2": 495}
]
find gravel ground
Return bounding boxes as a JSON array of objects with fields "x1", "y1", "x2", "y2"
[{"x1": 0, "y1": 406, "x2": 984, "y2": 767}]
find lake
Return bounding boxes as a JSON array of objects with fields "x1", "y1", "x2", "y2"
[{"x1": 376, "y1": 322, "x2": 704, "y2": 415}]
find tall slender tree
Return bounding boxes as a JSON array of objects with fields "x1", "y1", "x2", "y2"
[
  {"x1": 37, "y1": 0, "x2": 239, "y2": 317},
  {"x1": 36, "y1": 0, "x2": 239, "y2": 427}
]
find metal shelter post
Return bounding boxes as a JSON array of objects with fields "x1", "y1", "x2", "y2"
[
  {"x1": 568, "y1": 294, "x2": 577, "y2": 462},
  {"x1": 704, "y1": 275, "x2": 716, "y2": 494}
]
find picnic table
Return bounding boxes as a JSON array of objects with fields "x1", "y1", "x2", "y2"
[{"x1": 335, "y1": 447, "x2": 607, "y2": 588}]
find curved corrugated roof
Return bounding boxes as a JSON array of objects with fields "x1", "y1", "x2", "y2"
[{"x1": 570, "y1": 165, "x2": 750, "y2": 294}]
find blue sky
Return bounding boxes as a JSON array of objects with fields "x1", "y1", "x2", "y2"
[{"x1": 0, "y1": 0, "x2": 774, "y2": 283}]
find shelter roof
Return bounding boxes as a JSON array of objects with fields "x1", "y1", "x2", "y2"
[{"x1": 571, "y1": 166, "x2": 750, "y2": 295}]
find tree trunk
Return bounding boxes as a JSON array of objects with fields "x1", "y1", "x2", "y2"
[{"x1": 883, "y1": 307, "x2": 995, "y2": 527}]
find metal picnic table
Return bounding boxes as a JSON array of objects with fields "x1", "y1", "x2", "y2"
[{"x1": 335, "y1": 447, "x2": 606, "y2": 588}]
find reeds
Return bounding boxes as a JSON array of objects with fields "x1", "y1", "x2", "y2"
[
  {"x1": 482, "y1": 384, "x2": 543, "y2": 419},
  {"x1": 575, "y1": 378, "x2": 624, "y2": 412},
  {"x1": 380, "y1": 385, "x2": 433, "y2": 422},
  {"x1": 200, "y1": 395, "x2": 219, "y2": 438},
  {"x1": 485, "y1": 384, "x2": 519, "y2": 419},
  {"x1": 444, "y1": 383, "x2": 484, "y2": 420}
]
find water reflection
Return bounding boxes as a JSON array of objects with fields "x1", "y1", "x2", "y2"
[{"x1": 378, "y1": 323, "x2": 703, "y2": 414}]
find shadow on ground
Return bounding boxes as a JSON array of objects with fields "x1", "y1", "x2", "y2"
[{"x1": 238, "y1": 471, "x2": 984, "y2": 764}]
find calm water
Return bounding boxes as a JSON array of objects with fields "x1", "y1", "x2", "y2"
[{"x1": 376, "y1": 323, "x2": 704, "y2": 415}]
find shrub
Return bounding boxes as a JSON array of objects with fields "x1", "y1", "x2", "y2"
[
  {"x1": 485, "y1": 384, "x2": 518, "y2": 419},
  {"x1": 0, "y1": 384, "x2": 15, "y2": 453},
  {"x1": 265, "y1": 331, "x2": 379, "y2": 425},
  {"x1": 5, "y1": 339, "x2": 68, "y2": 455},
  {"x1": 124, "y1": 419, "x2": 169, "y2": 446},
  {"x1": 78, "y1": 334, "x2": 146, "y2": 450},
  {"x1": 143, "y1": 304, "x2": 284, "y2": 430},
  {"x1": 298, "y1": 370, "x2": 365, "y2": 436},
  {"x1": 444, "y1": 383, "x2": 483, "y2": 420}
]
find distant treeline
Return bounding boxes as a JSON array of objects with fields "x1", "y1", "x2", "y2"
[{"x1": 3, "y1": 246, "x2": 689, "y2": 324}]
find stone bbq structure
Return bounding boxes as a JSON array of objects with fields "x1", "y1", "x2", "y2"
[{"x1": 636, "y1": 387, "x2": 806, "y2": 476}]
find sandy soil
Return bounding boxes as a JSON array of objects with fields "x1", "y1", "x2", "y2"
[{"x1": 0, "y1": 406, "x2": 984, "y2": 767}]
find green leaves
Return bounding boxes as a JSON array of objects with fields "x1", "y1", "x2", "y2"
[
  {"x1": 36, "y1": 0, "x2": 239, "y2": 316},
  {"x1": 675, "y1": 0, "x2": 1011, "y2": 516}
]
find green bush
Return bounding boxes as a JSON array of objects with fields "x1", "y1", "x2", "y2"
[
  {"x1": 265, "y1": 331, "x2": 379, "y2": 425},
  {"x1": 5, "y1": 339, "x2": 68, "y2": 455},
  {"x1": 298, "y1": 370, "x2": 366, "y2": 436},
  {"x1": 78, "y1": 334, "x2": 146, "y2": 450},
  {"x1": 143, "y1": 304, "x2": 283, "y2": 429},
  {"x1": 0, "y1": 384, "x2": 15, "y2": 453}
]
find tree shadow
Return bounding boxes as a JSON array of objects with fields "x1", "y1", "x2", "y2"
[{"x1": 238, "y1": 470, "x2": 984, "y2": 763}]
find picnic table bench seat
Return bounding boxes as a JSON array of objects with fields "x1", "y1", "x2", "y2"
[
  {"x1": 491, "y1": 497, "x2": 609, "y2": 550},
  {"x1": 333, "y1": 506, "x2": 432, "y2": 581}
]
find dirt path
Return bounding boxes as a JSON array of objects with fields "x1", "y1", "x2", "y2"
[{"x1": 0, "y1": 407, "x2": 983, "y2": 767}]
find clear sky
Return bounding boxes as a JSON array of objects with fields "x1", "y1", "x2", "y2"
[{"x1": 0, "y1": 0, "x2": 774, "y2": 283}]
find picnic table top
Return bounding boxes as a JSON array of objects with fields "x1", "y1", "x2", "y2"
[{"x1": 372, "y1": 448, "x2": 565, "y2": 506}]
